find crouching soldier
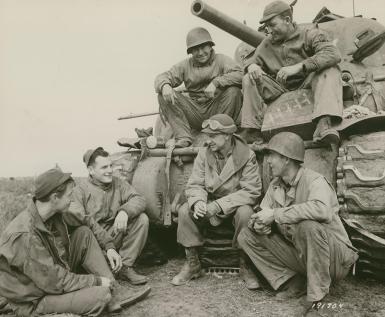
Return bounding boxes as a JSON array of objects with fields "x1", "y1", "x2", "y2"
[
  {"x1": 172, "y1": 114, "x2": 262, "y2": 289},
  {"x1": 237, "y1": 132, "x2": 358, "y2": 313},
  {"x1": 66, "y1": 147, "x2": 149, "y2": 285},
  {"x1": 0, "y1": 168, "x2": 150, "y2": 317}
]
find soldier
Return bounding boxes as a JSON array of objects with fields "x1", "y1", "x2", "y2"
[
  {"x1": 0, "y1": 168, "x2": 150, "y2": 316},
  {"x1": 241, "y1": 0, "x2": 343, "y2": 145},
  {"x1": 172, "y1": 114, "x2": 261, "y2": 289},
  {"x1": 237, "y1": 132, "x2": 358, "y2": 313},
  {"x1": 66, "y1": 147, "x2": 149, "y2": 285},
  {"x1": 155, "y1": 27, "x2": 243, "y2": 148}
]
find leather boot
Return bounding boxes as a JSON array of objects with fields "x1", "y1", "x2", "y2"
[
  {"x1": 117, "y1": 266, "x2": 148, "y2": 285},
  {"x1": 240, "y1": 253, "x2": 260, "y2": 290},
  {"x1": 171, "y1": 247, "x2": 203, "y2": 286},
  {"x1": 313, "y1": 116, "x2": 340, "y2": 145},
  {"x1": 107, "y1": 284, "x2": 151, "y2": 313}
]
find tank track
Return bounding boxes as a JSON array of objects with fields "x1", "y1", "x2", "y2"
[{"x1": 337, "y1": 132, "x2": 385, "y2": 279}]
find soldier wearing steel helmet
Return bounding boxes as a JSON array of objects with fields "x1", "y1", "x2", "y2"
[
  {"x1": 171, "y1": 114, "x2": 262, "y2": 289},
  {"x1": 154, "y1": 27, "x2": 243, "y2": 148},
  {"x1": 237, "y1": 132, "x2": 358, "y2": 313},
  {"x1": 241, "y1": 0, "x2": 343, "y2": 146}
]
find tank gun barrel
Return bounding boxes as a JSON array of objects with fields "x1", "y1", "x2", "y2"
[
  {"x1": 191, "y1": 0, "x2": 266, "y2": 48},
  {"x1": 118, "y1": 111, "x2": 159, "y2": 120}
]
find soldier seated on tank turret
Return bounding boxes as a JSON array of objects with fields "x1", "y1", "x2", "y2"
[
  {"x1": 240, "y1": 0, "x2": 343, "y2": 146},
  {"x1": 65, "y1": 147, "x2": 149, "y2": 286},
  {"x1": 154, "y1": 27, "x2": 243, "y2": 148},
  {"x1": 172, "y1": 114, "x2": 261, "y2": 290},
  {"x1": 237, "y1": 132, "x2": 358, "y2": 314}
]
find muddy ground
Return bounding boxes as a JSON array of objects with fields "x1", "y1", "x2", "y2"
[{"x1": 1, "y1": 178, "x2": 385, "y2": 317}]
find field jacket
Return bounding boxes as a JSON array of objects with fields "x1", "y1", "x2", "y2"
[
  {"x1": 0, "y1": 200, "x2": 95, "y2": 316},
  {"x1": 262, "y1": 167, "x2": 355, "y2": 250},
  {"x1": 245, "y1": 23, "x2": 341, "y2": 89},
  {"x1": 186, "y1": 136, "x2": 262, "y2": 214},
  {"x1": 66, "y1": 176, "x2": 146, "y2": 251},
  {"x1": 154, "y1": 50, "x2": 243, "y2": 100}
]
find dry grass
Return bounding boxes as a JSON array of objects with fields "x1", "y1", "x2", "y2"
[{"x1": 1, "y1": 178, "x2": 385, "y2": 317}]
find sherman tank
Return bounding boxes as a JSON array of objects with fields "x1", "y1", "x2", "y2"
[{"x1": 113, "y1": 1, "x2": 385, "y2": 279}]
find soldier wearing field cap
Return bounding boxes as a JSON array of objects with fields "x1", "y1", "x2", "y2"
[
  {"x1": 66, "y1": 147, "x2": 149, "y2": 285},
  {"x1": 0, "y1": 168, "x2": 150, "y2": 316},
  {"x1": 237, "y1": 132, "x2": 358, "y2": 313},
  {"x1": 241, "y1": 0, "x2": 343, "y2": 146},
  {"x1": 155, "y1": 27, "x2": 243, "y2": 148},
  {"x1": 172, "y1": 114, "x2": 262, "y2": 289}
]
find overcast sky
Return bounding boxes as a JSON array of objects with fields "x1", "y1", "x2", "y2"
[{"x1": 0, "y1": 0, "x2": 384, "y2": 177}]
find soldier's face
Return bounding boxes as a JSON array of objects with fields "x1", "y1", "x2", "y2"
[
  {"x1": 89, "y1": 156, "x2": 113, "y2": 184},
  {"x1": 265, "y1": 15, "x2": 291, "y2": 43},
  {"x1": 267, "y1": 150, "x2": 287, "y2": 177},
  {"x1": 53, "y1": 182, "x2": 74, "y2": 213},
  {"x1": 191, "y1": 43, "x2": 212, "y2": 65},
  {"x1": 206, "y1": 133, "x2": 230, "y2": 152}
]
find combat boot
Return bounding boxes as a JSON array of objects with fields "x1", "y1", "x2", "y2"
[
  {"x1": 313, "y1": 116, "x2": 340, "y2": 145},
  {"x1": 117, "y1": 265, "x2": 148, "y2": 285},
  {"x1": 171, "y1": 247, "x2": 203, "y2": 286},
  {"x1": 240, "y1": 253, "x2": 260, "y2": 290},
  {"x1": 107, "y1": 284, "x2": 151, "y2": 313}
]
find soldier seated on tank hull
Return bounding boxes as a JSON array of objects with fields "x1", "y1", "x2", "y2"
[
  {"x1": 172, "y1": 114, "x2": 262, "y2": 290},
  {"x1": 0, "y1": 168, "x2": 150, "y2": 316},
  {"x1": 154, "y1": 27, "x2": 243, "y2": 148},
  {"x1": 237, "y1": 132, "x2": 358, "y2": 314},
  {"x1": 240, "y1": 0, "x2": 343, "y2": 146},
  {"x1": 65, "y1": 147, "x2": 149, "y2": 286}
]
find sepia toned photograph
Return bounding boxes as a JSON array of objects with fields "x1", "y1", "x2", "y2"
[{"x1": 1, "y1": 0, "x2": 385, "y2": 316}]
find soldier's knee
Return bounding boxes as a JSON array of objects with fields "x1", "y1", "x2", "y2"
[
  {"x1": 137, "y1": 213, "x2": 149, "y2": 228},
  {"x1": 296, "y1": 220, "x2": 326, "y2": 239},
  {"x1": 235, "y1": 205, "x2": 253, "y2": 226},
  {"x1": 237, "y1": 227, "x2": 254, "y2": 249}
]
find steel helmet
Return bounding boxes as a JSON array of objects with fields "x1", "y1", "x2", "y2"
[
  {"x1": 260, "y1": 0, "x2": 291, "y2": 24},
  {"x1": 266, "y1": 132, "x2": 305, "y2": 162},
  {"x1": 186, "y1": 27, "x2": 215, "y2": 54}
]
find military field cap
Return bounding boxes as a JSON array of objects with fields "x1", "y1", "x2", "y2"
[
  {"x1": 83, "y1": 147, "x2": 105, "y2": 167},
  {"x1": 201, "y1": 114, "x2": 237, "y2": 134},
  {"x1": 35, "y1": 168, "x2": 72, "y2": 200},
  {"x1": 260, "y1": 0, "x2": 291, "y2": 24},
  {"x1": 266, "y1": 132, "x2": 305, "y2": 162}
]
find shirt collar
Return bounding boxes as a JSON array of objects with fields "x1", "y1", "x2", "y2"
[{"x1": 88, "y1": 175, "x2": 112, "y2": 191}]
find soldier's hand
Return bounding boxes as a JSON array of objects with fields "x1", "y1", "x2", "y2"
[
  {"x1": 162, "y1": 84, "x2": 176, "y2": 105},
  {"x1": 247, "y1": 63, "x2": 264, "y2": 85},
  {"x1": 253, "y1": 221, "x2": 272, "y2": 235},
  {"x1": 113, "y1": 210, "x2": 128, "y2": 233},
  {"x1": 206, "y1": 201, "x2": 221, "y2": 218},
  {"x1": 254, "y1": 207, "x2": 275, "y2": 226},
  {"x1": 100, "y1": 276, "x2": 113, "y2": 288},
  {"x1": 193, "y1": 201, "x2": 207, "y2": 219},
  {"x1": 106, "y1": 248, "x2": 123, "y2": 273},
  {"x1": 204, "y1": 82, "x2": 217, "y2": 99},
  {"x1": 276, "y1": 63, "x2": 303, "y2": 85}
]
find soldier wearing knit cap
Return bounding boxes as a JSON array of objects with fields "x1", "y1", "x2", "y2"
[
  {"x1": 66, "y1": 147, "x2": 149, "y2": 286},
  {"x1": 171, "y1": 114, "x2": 262, "y2": 290},
  {"x1": 241, "y1": 0, "x2": 343, "y2": 146},
  {"x1": 0, "y1": 168, "x2": 150, "y2": 316}
]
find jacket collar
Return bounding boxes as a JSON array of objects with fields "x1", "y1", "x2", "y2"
[
  {"x1": 28, "y1": 198, "x2": 52, "y2": 234},
  {"x1": 88, "y1": 175, "x2": 112, "y2": 191},
  {"x1": 207, "y1": 135, "x2": 251, "y2": 192},
  {"x1": 271, "y1": 167, "x2": 304, "y2": 206}
]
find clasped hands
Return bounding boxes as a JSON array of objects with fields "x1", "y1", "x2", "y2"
[
  {"x1": 192, "y1": 201, "x2": 220, "y2": 219},
  {"x1": 248, "y1": 207, "x2": 275, "y2": 235}
]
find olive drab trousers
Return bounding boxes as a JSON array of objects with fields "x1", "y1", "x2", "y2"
[
  {"x1": 34, "y1": 226, "x2": 114, "y2": 316},
  {"x1": 241, "y1": 67, "x2": 343, "y2": 130},
  {"x1": 177, "y1": 203, "x2": 253, "y2": 248},
  {"x1": 104, "y1": 213, "x2": 149, "y2": 267},
  {"x1": 158, "y1": 86, "x2": 242, "y2": 143},
  {"x1": 238, "y1": 220, "x2": 358, "y2": 302}
]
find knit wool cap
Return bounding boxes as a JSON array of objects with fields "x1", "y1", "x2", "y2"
[
  {"x1": 83, "y1": 147, "x2": 104, "y2": 167},
  {"x1": 34, "y1": 168, "x2": 72, "y2": 200},
  {"x1": 260, "y1": 0, "x2": 291, "y2": 24}
]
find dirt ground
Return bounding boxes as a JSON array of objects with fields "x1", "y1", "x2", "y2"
[{"x1": 1, "y1": 178, "x2": 385, "y2": 317}]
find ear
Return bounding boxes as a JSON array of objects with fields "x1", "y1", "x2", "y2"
[
  {"x1": 87, "y1": 165, "x2": 94, "y2": 176},
  {"x1": 49, "y1": 192, "x2": 58, "y2": 203}
]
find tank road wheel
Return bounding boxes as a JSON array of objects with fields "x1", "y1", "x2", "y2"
[{"x1": 338, "y1": 131, "x2": 385, "y2": 279}]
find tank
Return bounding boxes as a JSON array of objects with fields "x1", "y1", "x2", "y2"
[{"x1": 112, "y1": 2, "x2": 385, "y2": 276}]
